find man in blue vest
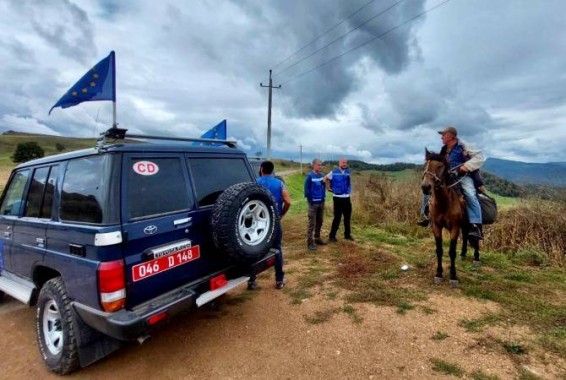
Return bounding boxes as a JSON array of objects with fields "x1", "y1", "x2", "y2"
[
  {"x1": 325, "y1": 158, "x2": 354, "y2": 242},
  {"x1": 304, "y1": 158, "x2": 326, "y2": 251},
  {"x1": 250, "y1": 160, "x2": 291, "y2": 290}
]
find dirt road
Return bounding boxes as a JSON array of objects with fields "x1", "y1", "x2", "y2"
[{"x1": 2, "y1": 240, "x2": 565, "y2": 380}]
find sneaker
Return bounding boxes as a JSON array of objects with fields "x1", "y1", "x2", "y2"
[
  {"x1": 308, "y1": 243, "x2": 317, "y2": 251},
  {"x1": 315, "y1": 238, "x2": 327, "y2": 245},
  {"x1": 328, "y1": 237, "x2": 338, "y2": 243},
  {"x1": 247, "y1": 280, "x2": 257, "y2": 290},
  {"x1": 469, "y1": 224, "x2": 483, "y2": 240},
  {"x1": 344, "y1": 236, "x2": 355, "y2": 241},
  {"x1": 417, "y1": 217, "x2": 430, "y2": 227},
  {"x1": 275, "y1": 281, "x2": 285, "y2": 290}
]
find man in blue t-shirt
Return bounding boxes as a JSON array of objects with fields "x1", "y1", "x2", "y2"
[
  {"x1": 251, "y1": 160, "x2": 291, "y2": 290},
  {"x1": 304, "y1": 158, "x2": 326, "y2": 251},
  {"x1": 325, "y1": 158, "x2": 354, "y2": 242}
]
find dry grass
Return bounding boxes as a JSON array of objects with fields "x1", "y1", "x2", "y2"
[
  {"x1": 348, "y1": 171, "x2": 565, "y2": 266},
  {"x1": 351, "y1": 172, "x2": 422, "y2": 225},
  {"x1": 484, "y1": 198, "x2": 566, "y2": 266}
]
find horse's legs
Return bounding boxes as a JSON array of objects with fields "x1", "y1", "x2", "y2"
[
  {"x1": 470, "y1": 234, "x2": 481, "y2": 267},
  {"x1": 460, "y1": 224, "x2": 469, "y2": 260},
  {"x1": 448, "y1": 238, "x2": 458, "y2": 285},
  {"x1": 434, "y1": 234, "x2": 443, "y2": 282}
]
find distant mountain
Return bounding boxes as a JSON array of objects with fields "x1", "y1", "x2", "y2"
[{"x1": 483, "y1": 157, "x2": 566, "y2": 187}]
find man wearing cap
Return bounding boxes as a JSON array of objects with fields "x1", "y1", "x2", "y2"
[{"x1": 418, "y1": 126, "x2": 485, "y2": 239}]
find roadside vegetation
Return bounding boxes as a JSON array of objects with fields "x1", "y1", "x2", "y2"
[
  {"x1": 282, "y1": 168, "x2": 566, "y2": 363},
  {"x1": 1, "y1": 134, "x2": 564, "y2": 372}
]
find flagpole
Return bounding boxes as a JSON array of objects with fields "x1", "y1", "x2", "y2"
[
  {"x1": 113, "y1": 102, "x2": 117, "y2": 128},
  {"x1": 111, "y1": 51, "x2": 117, "y2": 128}
]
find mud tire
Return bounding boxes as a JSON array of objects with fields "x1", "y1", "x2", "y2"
[{"x1": 211, "y1": 182, "x2": 278, "y2": 262}]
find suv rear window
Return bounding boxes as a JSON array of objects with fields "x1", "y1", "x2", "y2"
[
  {"x1": 188, "y1": 158, "x2": 251, "y2": 207},
  {"x1": 127, "y1": 157, "x2": 193, "y2": 219}
]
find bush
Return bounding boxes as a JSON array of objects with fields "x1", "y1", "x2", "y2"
[
  {"x1": 348, "y1": 172, "x2": 422, "y2": 225},
  {"x1": 484, "y1": 197, "x2": 566, "y2": 266},
  {"x1": 55, "y1": 143, "x2": 65, "y2": 152},
  {"x1": 11, "y1": 142, "x2": 45, "y2": 163}
]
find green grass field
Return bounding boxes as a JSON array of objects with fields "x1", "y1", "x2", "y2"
[
  {"x1": 1, "y1": 136, "x2": 564, "y2": 360},
  {"x1": 0, "y1": 134, "x2": 97, "y2": 192},
  {"x1": 282, "y1": 169, "x2": 566, "y2": 358}
]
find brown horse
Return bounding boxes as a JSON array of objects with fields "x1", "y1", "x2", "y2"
[{"x1": 421, "y1": 149, "x2": 480, "y2": 286}]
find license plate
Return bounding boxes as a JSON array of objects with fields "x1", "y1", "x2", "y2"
[{"x1": 132, "y1": 245, "x2": 201, "y2": 282}]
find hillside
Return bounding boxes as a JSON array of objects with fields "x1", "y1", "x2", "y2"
[
  {"x1": 0, "y1": 132, "x2": 97, "y2": 156},
  {"x1": 484, "y1": 157, "x2": 566, "y2": 187},
  {"x1": 323, "y1": 159, "x2": 524, "y2": 198}
]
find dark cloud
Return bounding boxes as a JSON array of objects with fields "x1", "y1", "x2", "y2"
[
  {"x1": 15, "y1": 0, "x2": 97, "y2": 64},
  {"x1": 347, "y1": 0, "x2": 426, "y2": 74},
  {"x1": 6, "y1": 39, "x2": 36, "y2": 65},
  {"x1": 248, "y1": 0, "x2": 427, "y2": 118}
]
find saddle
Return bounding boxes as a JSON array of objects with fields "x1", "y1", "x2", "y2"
[{"x1": 446, "y1": 172, "x2": 497, "y2": 225}]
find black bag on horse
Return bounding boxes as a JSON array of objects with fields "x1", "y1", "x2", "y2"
[{"x1": 477, "y1": 193, "x2": 497, "y2": 224}]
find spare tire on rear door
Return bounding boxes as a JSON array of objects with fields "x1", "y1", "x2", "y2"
[{"x1": 211, "y1": 182, "x2": 279, "y2": 262}]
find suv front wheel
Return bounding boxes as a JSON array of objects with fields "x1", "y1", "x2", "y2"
[{"x1": 212, "y1": 182, "x2": 279, "y2": 262}]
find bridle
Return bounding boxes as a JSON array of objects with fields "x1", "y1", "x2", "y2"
[
  {"x1": 423, "y1": 160, "x2": 468, "y2": 189},
  {"x1": 423, "y1": 160, "x2": 445, "y2": 187}
]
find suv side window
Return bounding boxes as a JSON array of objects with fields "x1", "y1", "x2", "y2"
[
  {"x1": 25, "y1": 166, "x2": 58, "y2": 219},
  {"x1": 42, "y1": 166, "x2": 58, "y2": 218},
  {"x1": 0, "y1": 170, "x2": 30, "y2": 216},
  {"x1": 61, "y1": 156, "x2": 110, "y2": 224},
  {"x1": 127, "y1": 157, "x2": 192, "y2": 219},
  {"x1": 188, "y1": 158, "x2": 251, "y2": 207}
]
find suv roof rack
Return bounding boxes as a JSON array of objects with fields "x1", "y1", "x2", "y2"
[{"x1": 100, "y1": 127, "x2": 238, "y2": 148}]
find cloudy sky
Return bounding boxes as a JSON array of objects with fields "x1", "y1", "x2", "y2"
[{"x1": 1, "y1": 0, "x2": 565, "y2": 164}]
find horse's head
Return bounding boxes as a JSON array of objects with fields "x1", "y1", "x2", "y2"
[{"x1": 421, "y1": 148, "x2": 447, "y2": 195}]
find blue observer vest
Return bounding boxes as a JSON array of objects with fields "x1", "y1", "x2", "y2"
[
  {"x1": 330, "y1": 168, "x2": 351, "y2": 196},
  {"x1": 305, "y1": 171, "x2": 326, "y2": 203},
  {"x1": 445, "y1": 142, "x2": 466, "y2": 169},
  {"x1": 256, "y1": 175, "x2": 284, "y2": 215}
]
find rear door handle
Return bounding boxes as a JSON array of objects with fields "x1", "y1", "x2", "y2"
[
  {"x1": 174, "y1": 217, "x2": 192, "y2": 227},
  {"x1": 4, "y1": 231, "x2": 11, "y2": 239},
  {"x1": 36, "y1": 237, "x2": 45, "y2": 247}
]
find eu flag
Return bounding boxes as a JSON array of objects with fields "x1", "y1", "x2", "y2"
[
  {"x1": 200, "y1": 119, "x2": 227, "y2": 140},
  {"x1": 49, "y1": 51, "x2": 116, "y2": 115}
]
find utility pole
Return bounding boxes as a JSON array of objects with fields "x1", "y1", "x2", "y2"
[
  {"x1": 299, "y1": 145, "x2": 303, "y2": 174},
  {"x1": 260, "y1": 70, "x2": 281, "y2": 159}
]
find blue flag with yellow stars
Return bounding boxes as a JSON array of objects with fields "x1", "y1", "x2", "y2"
[
  {"x1": 49, "y1": 51, "x2": 116, "y2": 115},
  {"x1": 200, "y1": 119, "x2": 227, "y2": 139},
  {"x1": 193, "y1": 120, "x2": 227, "y2": 146}
]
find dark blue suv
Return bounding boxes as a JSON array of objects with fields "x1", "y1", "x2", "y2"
[{"x1": 0, "y1": 129, "x2": 279, "y2": 374}]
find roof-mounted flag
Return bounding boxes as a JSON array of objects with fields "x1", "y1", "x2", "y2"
[
  {"x1": 200, "y1": 119, "x2": 227, "y2": 140},
  {"x1": 49, "y1": 51, "x2": 116, "y2": 115},
  {"x1": 193, "y1": 119, "x2": 227, "y2": 146}
]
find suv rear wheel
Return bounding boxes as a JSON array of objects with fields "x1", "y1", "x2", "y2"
[
  {"x1": 212, "y1": 182, "x2": 278, "y2": 262},
  {"x1": 36, "y1": 277, "x2": 80, "y2": 375}
]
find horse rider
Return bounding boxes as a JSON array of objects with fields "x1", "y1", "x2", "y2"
[{"x1": 418, "y1": 126, "x2": 485, "y2": 239}]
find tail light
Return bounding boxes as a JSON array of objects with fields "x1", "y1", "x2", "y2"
[
  {"x1": 98, "y1": 259, "x2": 126, "y2": 312},
  {"x1": 210, "y1": 274, "x2": 227, "y2": 290}
]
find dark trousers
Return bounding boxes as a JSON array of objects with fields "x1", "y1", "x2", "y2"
[
  {"x1": 250, "y1": 223, "x2": 284, "y2": 282},
  {"x1": 329, "y1": 197, "x2": 352, "y2": 239},
  {"x1": 307, "y1": 201, "x2": 325, "y2": 245}
]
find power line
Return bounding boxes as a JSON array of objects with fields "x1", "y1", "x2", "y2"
[
  {"x1": 281, "y1": 0, "x2": 453, "y2": 85},
  {"x1": 275, "y1": 0, "x2": 405, "y2": 77},
  {"x1": 272, "y1": 0, "x2": 378, "y2": 70}
]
